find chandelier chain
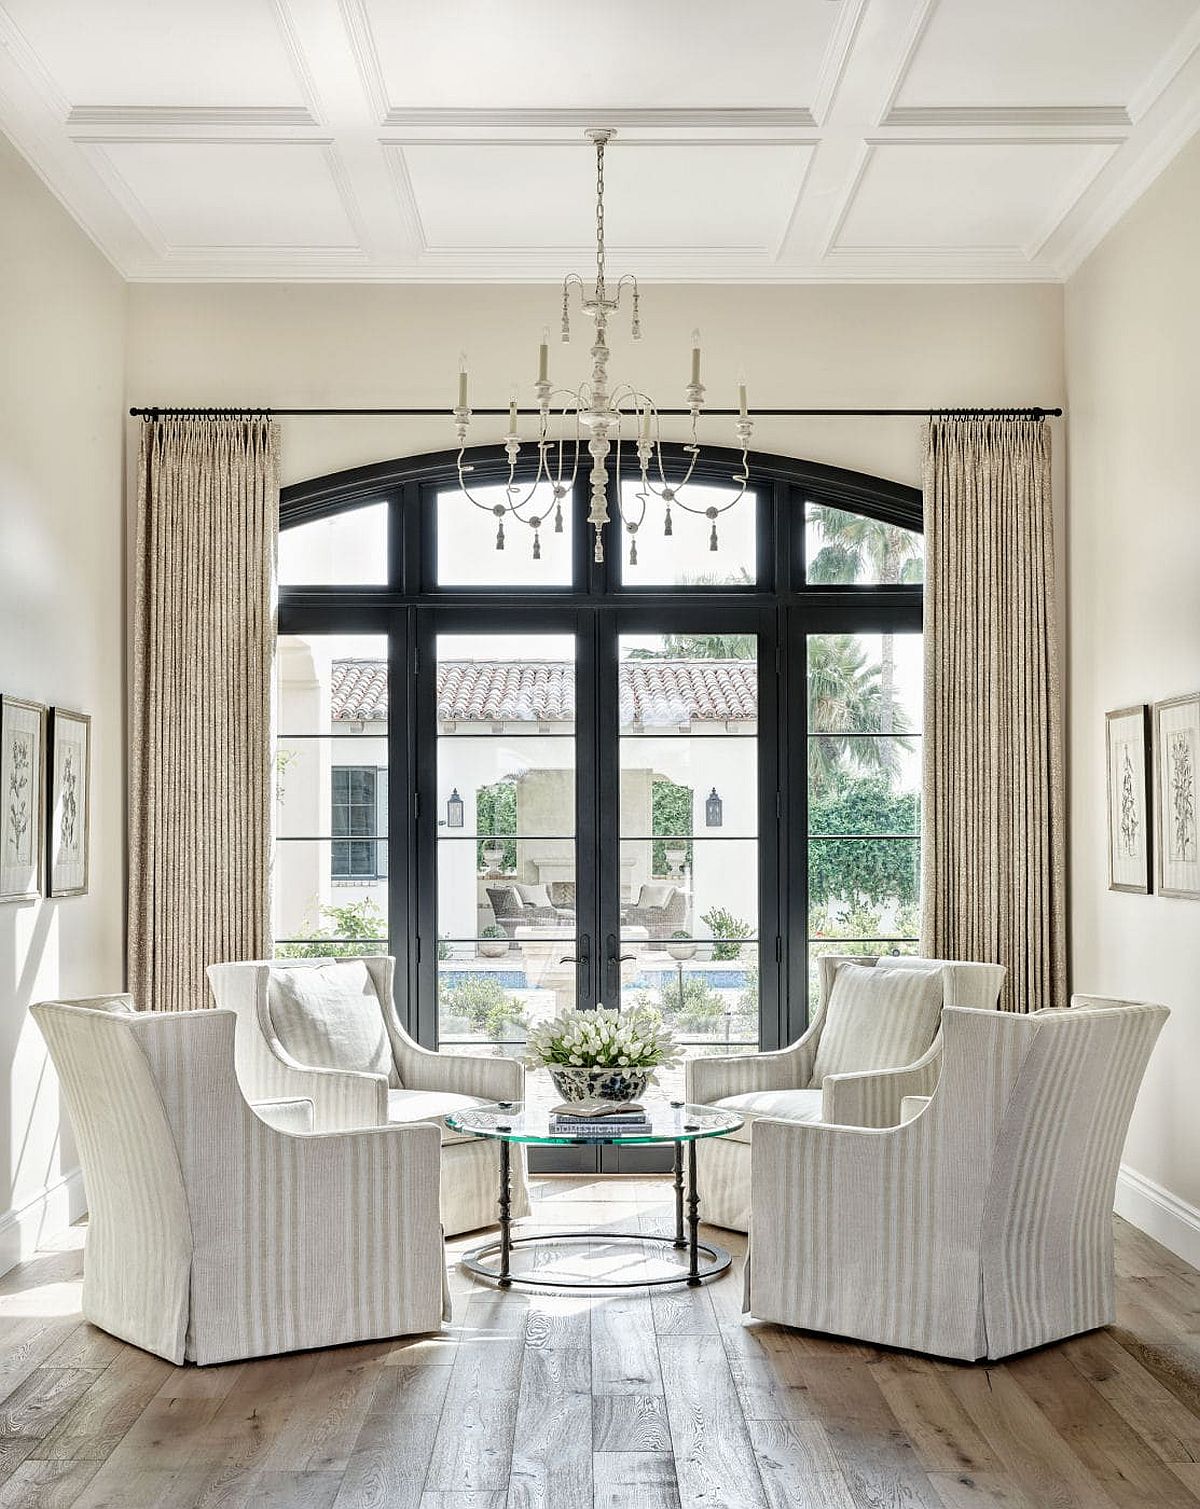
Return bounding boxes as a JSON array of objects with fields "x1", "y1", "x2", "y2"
[{"x1": 594, "y1": 134, "x2": 606, "y2": 304}]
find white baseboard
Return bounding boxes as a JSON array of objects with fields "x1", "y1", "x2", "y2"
[
  {"x1": 1115, "y1": 1163, "x2": 1200, "y2": 1269},
  {"x1": 0, "y1": 1168, "x2": 86, "y2": 1279}
]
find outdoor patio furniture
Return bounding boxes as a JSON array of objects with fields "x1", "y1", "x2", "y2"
[
  {"x1": 624, "y1": 883, "x2": 687, "y2": 939},
  {"x1": 487, "y1": 883, "x2": 571, "y2": 937}
]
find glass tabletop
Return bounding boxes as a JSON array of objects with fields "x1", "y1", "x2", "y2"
[{"x1": 444, "y1": 1100, "x2": 744, "y2": 1146}]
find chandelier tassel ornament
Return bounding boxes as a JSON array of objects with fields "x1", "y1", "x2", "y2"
[{"x1": 452, "y1": 128, "x2": 753, "y2": 564}]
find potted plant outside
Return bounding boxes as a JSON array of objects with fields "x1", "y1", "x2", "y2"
[
  {"x1": 478, "y1": 924, "x2": 510, "y2": 959},
  {"x1": 666, "y1": 930, "x2": 697, "y2": 961}
]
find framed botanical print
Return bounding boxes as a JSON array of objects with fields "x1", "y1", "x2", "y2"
[
  {"x1": 1154, "y1": 692, "x2": 1200, "y2": 900},
  {"x1": 0, "y1": 695, "x2": 46, "y2": 903},
  {"x1": 1106, "y1": 705, "x2": 1151, "y2": 893},
  {"x1": 47, "y1": 709, "x2": 91, "y2": 898}
]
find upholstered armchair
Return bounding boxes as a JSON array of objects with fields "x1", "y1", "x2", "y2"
[
  {"x1": 206, "y1": 955, "x2": 528, "y2": 1235},
  {"x1": 624, "y1": 883, "x2": 687, "y2": 939},
  {"x1": 32, "y1": 996, "x2": 447, "y2": 1366},
  {"x1": 748, "y1": 996, "x2": 1168, "y2": 1360},
  {"x1": 685, "y1": 954, "x2": 1006, "y2": 1231}
]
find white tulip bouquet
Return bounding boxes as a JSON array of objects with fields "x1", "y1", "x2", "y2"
[{"x1": 525, "y1": 1004, "x2": 680, "y2": 1085}]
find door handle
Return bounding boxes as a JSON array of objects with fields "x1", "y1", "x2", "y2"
[{"x1": 560, "y1": 942, "x2": 590, "y2": 998}]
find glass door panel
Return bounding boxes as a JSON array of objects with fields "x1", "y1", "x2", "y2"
[
  {"x1": 806, "y1": 630, "x2": 923, "y2": 997},
  {"x1": 274, "y1": 632, "x2": 390, "y2": 956},
  {"x1": 617, "y1": 630, "x2": 761, "y2": 1101},
  {"x1": 434, "y1": 632, "x2": 577, "y2": 1055}
]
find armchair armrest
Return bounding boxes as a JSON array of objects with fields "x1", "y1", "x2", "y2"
[
  {"x1": 819, "y1": 1035, "x2": 943, "y2": 1129},
  {"x1": 250, "y1": 1097, "x2": 315, "y2": 1134},
  {"x1": 686, "y1": 1031, "x2": 818, "y2": 1106},
  {"x1": 394, "y1": 1040, "x2": 524, "y2": 1103},
  {"x1": 258, "y1": 1021, "x2": 390, "y2": 1132}
]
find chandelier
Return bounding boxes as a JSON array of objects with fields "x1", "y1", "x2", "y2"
[{"x1": 452, "y1": 128, "x2": 753, "y2": 565}]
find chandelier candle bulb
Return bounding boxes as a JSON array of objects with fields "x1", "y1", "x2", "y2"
[
  {"x1": 538, "y1": 329, "x2": 549, "y2": 384},
  {"x1": 458, "y1": 353, "x2": 469, "y2": 410},
  {"x1": 691, "y1": 330, "x2": 702, "y2": 387},
  {"x1": 738, "y1": 377, "x2": 748, "y2": 419},
  {"x1": 508, "y1": 389, "x2": 519, "y2": 433}
]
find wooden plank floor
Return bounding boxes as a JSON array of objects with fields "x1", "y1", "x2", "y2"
[{"x1": 0, "y1": 1178, "x2": 1198, "y2": 1507}]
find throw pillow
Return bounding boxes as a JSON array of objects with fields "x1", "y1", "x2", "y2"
[
  {"x1": 267, "y1": 960, "x2": 397, "y2": 1086},
  {"x1": 810, "y1": 963, "x2": 944, "y2": 1086}
]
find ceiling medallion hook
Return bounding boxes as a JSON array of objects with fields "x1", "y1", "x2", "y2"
[{"x1": 451, "y1": 126, "x2": 753, "y2": 565}]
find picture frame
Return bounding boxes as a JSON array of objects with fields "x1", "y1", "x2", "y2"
[
  {"x1": 47, "y1": 708, "x2": 91, "y2": 898},
  {"x1": 0, "y1": 695, "x2": 46, "y2": 903},
  {"x1": 1154, "y1": 692, "x2": 1200, "y2": 900},
  {"x1": 1106, "y1": 705, "x2": 1152, "y2": 893}
]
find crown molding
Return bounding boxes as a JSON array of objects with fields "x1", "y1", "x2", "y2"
[
  {"x1": 882, "y1": 105, "x2": 1130, "y2": 131},
  {"x1": 378, "y1": 107, "x2": 818, "y2": 132},
  {"x1": 66, "y1": 104, "x2": 319, "y2": 134}
]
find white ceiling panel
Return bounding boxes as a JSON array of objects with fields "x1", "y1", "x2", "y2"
[
  {"x1": 0, "y1": 0, "x2": 1197, "y2": 280},
  {"x1": 835, "y1": 142, "x2": 1115, "y2": 252},
  {"x1": 894, "y1": 0, "x2": 1197, "y2": 111},
  {"x1": 363, "y1": 0, "x2": 839, "y2": 113},
  {"x1": 89, "y1": 141, "x2": 359, "y2": 249},
  {"x1": 402, "y1": 143, "x2": 811, "y2": 253},
  {"x1": 3, "y1": 0, "x2": 307, "y2": 110}
]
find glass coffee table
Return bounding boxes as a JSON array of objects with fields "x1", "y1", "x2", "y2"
[{"x1": 444, "y1": 1100, "x2": 743, "y2": 1290}]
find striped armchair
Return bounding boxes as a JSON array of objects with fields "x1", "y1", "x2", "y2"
[
  {"x1": 31, "y1": 997, "x2": 446, "y2": 1365},
  {"x1": 686, "y1": 955, "x2": 1006, "y2": 1232},
  {"x1": 748, "y1": 995, "x2": 1168, "y2": 1360},
  {"x1": 207, "y1": 955, "x2": 528, "y2": 1236}
]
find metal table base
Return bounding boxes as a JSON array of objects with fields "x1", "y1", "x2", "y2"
[{"x1": 460, "y1": 1137, "x2": 731, "y2": 1290}]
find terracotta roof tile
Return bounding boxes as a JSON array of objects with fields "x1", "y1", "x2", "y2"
[{"x1": 329, "y1": 659, "x2": 756, "y2": 725}]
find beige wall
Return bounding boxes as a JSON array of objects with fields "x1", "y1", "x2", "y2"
[
  {"x1": 0, "y1": 137, "x2": 126, "y2": 1265},
  {"x1": 125, "y1": 281, "x2": 1064, "y2": 489},
  {"x1": 1066, "y1": 134, "x2": 1200, "y2": 1246}
]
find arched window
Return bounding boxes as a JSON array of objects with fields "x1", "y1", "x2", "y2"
[{"x1": 275, "y1": 444, "x2": 922, "y2": 1134}]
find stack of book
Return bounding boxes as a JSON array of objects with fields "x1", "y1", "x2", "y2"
[{"x1": 548, "y1": 1100, "x2": 648, "y2": 1136}]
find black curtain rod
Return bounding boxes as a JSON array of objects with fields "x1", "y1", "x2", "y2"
[{"x1": 129, "y1": 404, "x2": 1063, "y2": 420}]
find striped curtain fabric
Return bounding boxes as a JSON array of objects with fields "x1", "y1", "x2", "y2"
[
  {"x1": 921, "y1": 417, "x2": 1067, "y2": 1011},
  {"x1": 128, "y1": 418, "x2": 279, "y2": 1011}
]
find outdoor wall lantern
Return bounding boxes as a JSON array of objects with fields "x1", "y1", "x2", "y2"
[
  {"x1": 446, "y1": 788, "x2": 464, "y2": 828},
  {"x1": 705, "y1": 787, "x2": 723, "y2": 827}
]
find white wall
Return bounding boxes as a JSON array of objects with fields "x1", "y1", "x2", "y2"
[
  {"x1": 0, "y1": 136, "x2": 126, "y2": 1268},
  {"x1": 125, "y1": 282, "x2": 1065, "y2": 490},
  {"x1": 1065, "y1": 134, "x2": 1200, "y2": 1261}
]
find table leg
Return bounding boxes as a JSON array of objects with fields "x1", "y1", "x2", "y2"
[
  {"x1": 673, "y1": 1140, "x2": 686, "y2": 1249},
  {"x1": 498, "y1": 1140, "x2": 512, "y2": 1288},
  {"x1": 687, "y1": 1139, "x2": 701, "y2": 1286}
]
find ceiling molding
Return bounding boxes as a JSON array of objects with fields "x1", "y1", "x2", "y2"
[
  {"x1": 809, "y1": 0, "x2": 868, "y2": 125},
  {"x1": 337, "y1": 0, "x2": 388, "y2": 124},
  {"x1": 0, "y1": 0, "x2": 1197, "y2": 284},
  {"x1": 66, "y1": 105, "x2": 320, "y2": 132},
  {"x1": 378, "y1": 107, "x2": 819, "y2": 132},
  {"x1": 882, "y1": 105, "x2": 1131, "y2": 131}
]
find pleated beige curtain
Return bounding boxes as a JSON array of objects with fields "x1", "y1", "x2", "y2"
[
  {"x1": 129, "y1": 417, "x2": 279, "y2": 1011},
  {"x1": 920, "y1": 417, "x2": 1066, "y2": 1012}
]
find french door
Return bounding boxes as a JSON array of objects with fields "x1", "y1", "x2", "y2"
[{"x1": 414, "y1": 605, "x2": 777, "y2": 1172}]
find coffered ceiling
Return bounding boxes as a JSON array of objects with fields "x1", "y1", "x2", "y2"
[{"x1": 1, "y1": 0, "x2": 1198, "y2": 282}]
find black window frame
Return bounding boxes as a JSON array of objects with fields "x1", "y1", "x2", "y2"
[{"x1": 278, "y1": 442, "x2": 923, "y2": 1053}]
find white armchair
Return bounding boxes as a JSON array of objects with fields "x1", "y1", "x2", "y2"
[
  {"x1": 685, "y1": 954, "x2": 1006, "y2": 1231},
  {"x1": 32, "y1": 996, "x2": 447, "y2": 1365},
  {"x1": 747, "y1": 995, "x2": 1168, "y2": 1360},
  {"x1": 207, "y1": 955, "x2": 528, "y2": 1236}
]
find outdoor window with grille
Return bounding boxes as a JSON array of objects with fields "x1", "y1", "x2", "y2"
[{"x1": 331, "y1": 766, "x2": 387, "y2": 881}]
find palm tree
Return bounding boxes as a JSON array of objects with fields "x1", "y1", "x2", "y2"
[
  {"x1": 807, "y1": 635, "x2": 909, "y2": 798},
  {"x1": 807, "y1": 507, "x2": 922, "y2": 733}
]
